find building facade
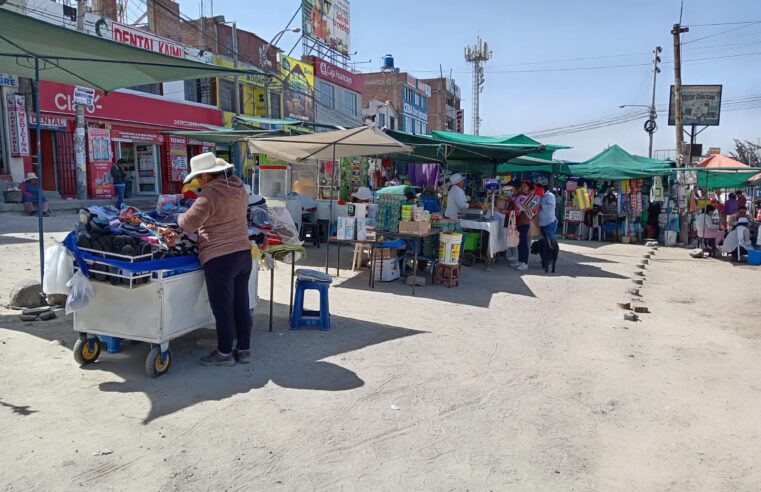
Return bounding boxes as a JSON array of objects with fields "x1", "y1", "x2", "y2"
[
  {"x1": 309, "y1": 56, "x2": 364, "y2": 129},
  {"x1": 422, "y1": 76, "x2": 463, "y2": 133},
  {"x1": 362, "y1": 70, "x2": 431, "y2": 135}
]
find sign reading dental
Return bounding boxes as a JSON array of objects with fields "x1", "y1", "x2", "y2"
[
  {"x1": 309, "y1": 56, "x2": 363, "y2": 93},
  {"x1": 112, "y1": 21, "x2": 184, "y2": 58},
  {"x1": 302, "y1": 0, "x2": 350, "y2": 56}
]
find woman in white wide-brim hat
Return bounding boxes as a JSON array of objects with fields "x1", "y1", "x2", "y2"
[
  {"x1": 177, "y1": 152, "x2": 253, "y2": 367},
  {"x1": 20, "y1": 172, "x2": 50, "y2": 217},
  {"x1": 351, "y1": 186, "x2": 374, "y2": 203}
]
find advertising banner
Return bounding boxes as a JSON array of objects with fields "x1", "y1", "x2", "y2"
[
  {"x1": 87, "y1": 128, "x2": 114, "y2": 198},
  {"x1": 302, "y1": 0, "x2": 350, "y2": 56},
  {"x1": 168, "y1": 136, "x2": 189, "y2": 182},
  {"x1": 456, "y1": 109, "x2": 464, "y2": 133},
  {"x1": 7, "y1": 94, "x2": 29, "y2": 157},
  {"x1": 281, "y1": 55, "x2": 315, "y2": 122},
  {"x1": 111, "y1": 21, "x2": 184, "y2": 58},
  {"x1": 668, "y1": 85, "x2": 722, "y2": 126},
  {"x1": 310, "y1": 56, "x2": 364, "y2": 93}
]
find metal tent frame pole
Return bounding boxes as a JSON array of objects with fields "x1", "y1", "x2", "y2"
[
  {"x1": 34, "y1": 58, "x2": 45, "y2": 287},
  {"x1": 325, "y1": 144, "x2": 336, "y2": 274}
]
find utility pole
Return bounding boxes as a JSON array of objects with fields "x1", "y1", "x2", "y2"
[
  {"x1": 671, "y1": 23, "x2": 689, "y2": 166},
  {"x1": 647, "y1": 46, "x2": 662, "y2": 158},
  {"x1": 74, "y1": 0, "x2": 88, "y2": 199},
  {"x1": 231, "y1": 21, "x2": 240, "y2": 115},
  {"x1": 464, "y1": 36, "x2": 492, "y2": 135}
]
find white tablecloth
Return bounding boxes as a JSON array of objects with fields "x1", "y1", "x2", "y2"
[{"x1": 459, "y1": 215, "x2": 508, "y2": 258}]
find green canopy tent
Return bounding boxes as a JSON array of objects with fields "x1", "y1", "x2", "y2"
[
  {"x1": 0, "y1": 7, "x2": 260, "y2": 284},
  {"x1": 496, "y1": 157, "x2": 574, "y2": 176},
  {"x1": 571, "y1": 144, "x2": 674, "y2": 180},
  {"x1": 677, "y1": 167, "x2": 760, "y2": 190},
  {"x1": 384, "y1": 130, "x2": 544, "y2": 170},
  {"x1": 431, "y1": 131, "x2": 570, "y2": 162}
]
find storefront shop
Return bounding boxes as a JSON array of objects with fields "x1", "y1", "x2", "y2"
[{"x1": 36, "y1": 80, "x2": 222, "y2": 198}]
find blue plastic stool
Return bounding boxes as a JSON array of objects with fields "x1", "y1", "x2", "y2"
[
  {"x1": 748, "y1": 249, "x2": 761, "y2": 266},
  {"x1": 291, "y1": 269, "x2": 332, "y2": 331}
]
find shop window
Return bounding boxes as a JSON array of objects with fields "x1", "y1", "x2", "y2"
[
  {"x1": 269, "y1": 92, "x2": 282, "y2": 118},
  {"x1": 219, "y1": 79, "x2": 236, "y2": 113},
  {"x1": 343, "y1": 91, "x2": 358, "y2": 117},
  {"x1": 316, "y1": 80, "x2": 335, "y2": 109},
  {"x1": 389, "y1": 116, "x2": 396, "y2": 130},
  {"x1": 184, "y1": 78, "x2": 213, "y2": 105},
  {"x1": 378, "y1": 112, "x2": 386, "y2": 128},
  {"x1": 130, "y1": 83, "x2": 162, "y2": 95}
]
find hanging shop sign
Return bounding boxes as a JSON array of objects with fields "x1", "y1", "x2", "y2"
[
  {"x1": 73, "y1": 86, "x2": 96, "y2": 108},
  {"x1": 7, "y1": 94, "x2": 30, "y2": 157},
  {"x1": 168, "y1": 136, "x2": 189, "y2": 182},
  {"x1": 87, "y1": 128, "x2": 114, "y2": 198},
  {"x1": 302, "y1": 0, "x2": 350, "y2": 56},
  {"x1": 0, "y1": 73, "x2": 18, "y2": 87},
  {"x1": 309, "y1": 56, "x2": 363, "y2": 93},
  {"x1": 668, "y1": 85, "x2": 722, "y2": 127},
  {"x1": 456, "y1": 109, "x2": 464, "y2": 133},
  {"x1": 39, "y1": 81, "x2": 223, "y2": 129}
]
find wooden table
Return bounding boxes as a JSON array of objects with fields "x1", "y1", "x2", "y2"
[{"x1": 372, "y1": 229, "x2": 440, "y2": 295}]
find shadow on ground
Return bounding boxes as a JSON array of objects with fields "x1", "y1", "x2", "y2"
[{"x1": 0, "y1": 305, "x2": 424, "y2": 424}]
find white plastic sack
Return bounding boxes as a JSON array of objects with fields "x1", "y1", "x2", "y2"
[
  {"x1": 65, "y1": 271, "x2": 95, "y2": 315},
  {"x1": 43, "y1": 241, "x2": 74, "y2": 295}
]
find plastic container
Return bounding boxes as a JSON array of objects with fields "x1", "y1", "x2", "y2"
[
  {"x1": 747, "y1": 249, "x2": 761, "y2": 266},
  {"x1": 438, "y1": 232, "x2": 463, "y2": 265},
  {"x1": 373, "y1": 257, "x2": 400, "y2": 281},
  {"x1": 664, "y1": 230, "x2": 678, "y2": 246}
]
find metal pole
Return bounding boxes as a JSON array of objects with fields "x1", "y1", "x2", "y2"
[
  {"x1": 325, "y1": 144, "x2": 336, "y2": 274},
  {"x1": 74, "y1": 0, "x2": 87, "y2": 199},
  {"x1": 672, "y1": 24, "x2": 688, "y2": 166},
  {"x1": 648, "y1": 47, "x2": 661, "y2": 159},
  {"x1": 34, "y1": 59, "x2": 44, "y2": 287}
]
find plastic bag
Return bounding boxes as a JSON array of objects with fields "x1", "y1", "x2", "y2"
[
  {"x1": 43, "y1": 241, "x2": 74, "y2": 295},
  {"x1": 266, "y1": 206, "x2": 303, "y2": 246},
  {"x1": 65, "y1": 271, "x2": 95, "y2": 314}
]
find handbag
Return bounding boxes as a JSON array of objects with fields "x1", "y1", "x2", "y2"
[
  {"x1": 506, "y1": 212, "x2": 520, "y2": 248},
  {"x1": 529, "y1": 218, "x2": 542, "y2": 240}
]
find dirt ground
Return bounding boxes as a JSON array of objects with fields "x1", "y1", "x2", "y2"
[{"x1": 1, "y1": 212, "x2": 760, "y2": 491}]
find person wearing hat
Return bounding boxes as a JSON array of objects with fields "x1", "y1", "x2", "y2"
[
  {"x1": 178, "y1": 153, "x2": 253, "y2": 366},
  {"x1": 20, "y1": 172, "x2": 49, "y2": 217},
  {"x1": 720, "y1": 216, "x2": 753, "y2": 260},
  {"x1": 444, "y1": 173, "x2": 469, "y2": 220},
  {"x1": 351, "y1": 186, "x2": 374, "y2": 203}
]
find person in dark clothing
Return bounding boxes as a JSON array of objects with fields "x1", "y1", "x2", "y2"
[
  {"x1": 110, "y1": 159, "x2": 127, "y2": 210},
  {"x1": 511, "y1": 180, "x2": 534, "y2": 271}
]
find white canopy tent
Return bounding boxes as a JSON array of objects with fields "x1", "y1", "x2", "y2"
[{"x1": 247, "y1": 126, "x2": 411, "y2": 273}]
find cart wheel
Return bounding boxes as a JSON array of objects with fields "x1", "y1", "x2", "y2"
[
  {"x1": 73, "y1": 336, "x2": 101, "y2": 366},
  {"x1": 145, "y1": 346, "x2": 172, "y2": 378},
  {"x1": 462, "y1": 252, "x2": 475, "y2": 267}
]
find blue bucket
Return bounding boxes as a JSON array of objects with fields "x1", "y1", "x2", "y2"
[{"x1": 747, "y1": 249, "x2": 761, "y2": 266}]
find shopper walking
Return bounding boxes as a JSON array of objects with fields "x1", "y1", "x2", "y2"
[
  {"x1": 110, "y1": 159, "x2": 127, "y2": 210},
  {"x1": 178, "y1": 153, "x2": 253, "y2": 366},
  {"x1": 536, "y1": 183, "x2": 558, "y2": 246}
]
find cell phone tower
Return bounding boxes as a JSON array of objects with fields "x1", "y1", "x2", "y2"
[{"x1": 464, "y1": 36, "x2": 492, "y2": 135}]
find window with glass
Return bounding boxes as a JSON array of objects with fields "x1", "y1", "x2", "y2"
[
  {"x1": 218, "y1": 79, "x2": 236, "y2": 113},
  {"x1": 184, "y1": 78, "x2": 213, "y2": 105},
  {"x1": 343, "y1": 91, "x2": 358, "y2": 117},
  {"x1": 130, "y1": 83, "x2": 162, "y2": 95},
  {"x1": 316, "y1": 80, "x2": 335, "y2": 109},
  {"x1": 389, "y1": 116, "x2": 396, "y2": 130},
  {"x1": 378, "y1": 112, "x2": 386, "y2": 128}
]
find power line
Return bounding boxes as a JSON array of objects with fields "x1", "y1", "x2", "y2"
[{"x1": 682, "y1": 21, "x2": 761, "y2": 45}]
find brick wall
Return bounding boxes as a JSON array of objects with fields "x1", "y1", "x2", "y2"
[
  {"x1": 147, "y1": 0, "x2": 181, "y2": 41},
  {"x1": 362, "y1": 72, "x2": 405, "y2": 116}
]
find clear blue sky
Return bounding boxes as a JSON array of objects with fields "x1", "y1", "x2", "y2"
[{"x1": 176, "y1": 0, "x2": 761, "y2": 161}]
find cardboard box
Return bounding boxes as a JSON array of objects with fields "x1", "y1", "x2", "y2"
[
  {"x1": 372, "y1": 247, "x2": 399, "y2": 260},
  {"x1": 398, "y1": 220, "x2": 431, "y2": 235},
  {"x1": 373, "y1": 258, "x2": 400, "y2": 282},
  {"x1": 356, "y1": 218, "x2": 368, "y2": 241},
  {"x1": 337, "y1": 216, "x2": 356, "y2": 240}
]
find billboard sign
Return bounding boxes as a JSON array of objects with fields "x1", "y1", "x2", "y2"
[
  {"x1": 668, "y1": 85, "x2": 722, "y2": 126},
  {"x1": 302, "y1": 0, "x2": 350, "y2": 56},
  {"x1": 310, "y1": 56, "x2": 364, "y2": 93},
  {"x1": 281, "y1": 54, "x2": 315, "y2": 122}
]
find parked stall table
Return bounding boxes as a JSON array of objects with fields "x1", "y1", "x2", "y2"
[
  {"x1": 459, "y1": 215, "x2": 507, "y2": 268},
  {"x1": 328, "y1": 236, "x2": 376, "y2": 280},
  {"x1": 372, "y1": 229, "x2": 440, "y2": 295}
]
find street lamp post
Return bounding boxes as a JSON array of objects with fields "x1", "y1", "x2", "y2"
[
  {"x1": 619, "y1": 104, "x2": 658, "y2": 158},
  {"x1": 261, "y1": 27, "x2": 301, "y2": 120}
]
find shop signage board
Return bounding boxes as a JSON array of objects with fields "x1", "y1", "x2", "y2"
[
  {"x1": 7, "y1": 94, "x2": 29, "y2": 156},
  {"x1": 110, "y1": 127, "x2": 164, "y2": 145},
  {"x1": 112, "y1": 21, "x2": 184, "y2": 58},
  {"x1": 403, "y1": 102, "x2": 428, "y2": 123},
  {"x1": 456, "y1": 109, "x2": 464, "y2": 133},
  {"x1": 87, "y1": 128, "x2": 114, "y2": 198},
  {"x1": 0, "y1": 74, "x2": 18, "y2": 87},
  {"x1": 168, "y1": 136, "x2": 189, "y2": 182},
  {"x1": 28, "y1": 114, "x2": 70, "y2": 131},
  {"x1": 39, "y1": 81, "x2": 223, "y2": 129},
  {"x1": 309, "y1": 56, "x2": 364, "y2": 93},
  {"x1": 668, "y1": 85, "x2": 722, "y2": 126},
  {"x1": 302, "y1": 0, "x2": 350, "y2": 56},
  {"x1": 281, "y1": 55, "x2": 315, "y2": 122}
]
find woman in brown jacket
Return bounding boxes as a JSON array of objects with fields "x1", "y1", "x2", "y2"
[{"x1": 178, "y1": 153, "x2": 252, "y2": 366}]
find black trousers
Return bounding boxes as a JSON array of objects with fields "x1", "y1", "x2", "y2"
[{"x1": 204, "y1": 249, "x2": 252, "y2": 354}]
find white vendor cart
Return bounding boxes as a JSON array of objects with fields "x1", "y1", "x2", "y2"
[{"x1": 72, "y1": 248, "x2": 258, "y2": 378}]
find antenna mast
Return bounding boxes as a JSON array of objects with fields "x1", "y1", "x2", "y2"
[{"x1": 464, "y1": 36, "x2": 492, "y2": 135}]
